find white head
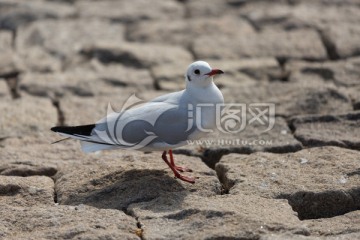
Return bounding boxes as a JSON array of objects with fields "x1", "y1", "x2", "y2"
[{"x1": 185, "y1": 61, "x2": 224, "y2": 88}]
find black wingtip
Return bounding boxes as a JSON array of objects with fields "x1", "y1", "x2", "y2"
[
  {"x1": 51, "y1": 126, "x2": 61, "y2": 132},
  {"x1": 50, "y1": 124, "x2": 95, "y2": 136}
]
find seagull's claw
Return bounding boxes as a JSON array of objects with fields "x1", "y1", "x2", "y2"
[
  {"x1": 174, "y1": 166, "x2": 193, "y2": 173},
  {"x1": 162, "y1": 150, "x2": 196, "y2": 184},
  {"x1": 168, "y1": 150, "x2": 193, "y2": 172},
  {"x1": 174, "y1": 173, "x2": 195, "y2": 184}
]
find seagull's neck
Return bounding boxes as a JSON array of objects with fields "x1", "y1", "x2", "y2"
[{"x1": 185, "y1": 81, "x2": 224, "y2": 104}]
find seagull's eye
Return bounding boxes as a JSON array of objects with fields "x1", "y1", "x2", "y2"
[{"x1": 194, "y1": 69, "x2": 200, "y2": 75}]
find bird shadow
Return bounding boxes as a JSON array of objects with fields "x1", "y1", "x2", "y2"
[{"x1": 61, "y1": 168, "x2": 188, "y2": 214}]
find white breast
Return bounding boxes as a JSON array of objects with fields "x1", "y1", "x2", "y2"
[{"x1": 185, "y1": 82, "x2": 224, "y2": 135}]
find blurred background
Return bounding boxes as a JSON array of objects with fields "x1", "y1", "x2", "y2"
[
  {"x1": 0, "y1": 0, "x2": 359, "y2": 164},
  {"x1": 0, "y1": 0, "x2": 359, "y2": 139}
]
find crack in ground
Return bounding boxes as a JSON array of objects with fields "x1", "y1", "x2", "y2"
[
  {"x1": 80, "y1": 46, "x2": 145, "y2": 68},
  {"x1": 173, "y1": 148, "x2": 230, "y2": 170},
  {"x1": 288, "y1": 115, "x2": 360, "y2": 152},
  {"x1": 0, "y1": 137, "x2": 8, "y2": 148},
  {"x1": 323, "y1": 229, "x2": 360, "y2": 237},
  {"x1": 172, "y1": 150, "x2": 233, "y2": 194},
  {"x1": 0, "y1": 164, "x2": 59, "y2": 202},
  {"x1": 186, "y1": 43, "x2": 198, "y2": 61},
  {"x1": 214, "y1": 162, "x2": 235, "y2": 195},
  {"x1": 53, "y1": 193, "x2": 146, "y2": 239},
  {"x1": 351, "y1": 99, "x2": 360, "y2": 111},
  {"x1": 213, "y1": 154, "x2": 360, "y2": 220},
  {"x1": 0, "y1": 171, "x2": 59, "y2": 206},
  {"x1": 51, "y1": 176, "x2": 58, "y2": 204},
  {"x1": 277, "y1": 187, "x2": 360, "y2": 220},
  {"x1": 4, "y1": 75, "x2": 21, "y2": 99},
  {"x1": 51, "y1": 98, "x2": 66, "y2": 126},
  {"x1": 177, "y1": 0, "x2": 192, "y2": 19},
  {"x1": 275, "y1": 57, "x2": 290, "y2": 82},
  {"x1": 123, "y1": 22, "x2": 136, "y2": 43},
  {"x1": 317, "y1": 29, "x2": 340, "y2": 61},
  {"x1": 122, "y1": 207, "x2": 144, "y2": 240},
  {"x1": 53, "y1": 187, "x2": 58, "y2": 204},
  {"x1": 240, "y1": 14, "x2": 261, "y2": 32},
  {"x1": 175, "y1": 142, "x2": 304, "y2": 171},
  {"x1": 149, "y1": 67, "x2": 161, "y2": 91}
]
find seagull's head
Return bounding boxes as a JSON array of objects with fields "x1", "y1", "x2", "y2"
[{"x1": 185, "y1": 61, "x2": 224, "y2": 88}]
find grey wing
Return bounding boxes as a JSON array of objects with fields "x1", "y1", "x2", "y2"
[
  {"x1": 90, "y1": 101, "x2": 196, "y2": 148},
  {"x1": 121, "y1": 104, "x2": 197, "y2": 146},
  {"x1": 149, "y1": 90, "x2": 185, "y2": 105}
]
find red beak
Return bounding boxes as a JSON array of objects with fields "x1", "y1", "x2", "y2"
[{"x1": 205, "y1": 69, "x2": 224, "y2": 77}]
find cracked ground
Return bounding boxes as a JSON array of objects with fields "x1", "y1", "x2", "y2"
[{"x1": 1, "y1": 0, "x2": 360, "y2": 239}]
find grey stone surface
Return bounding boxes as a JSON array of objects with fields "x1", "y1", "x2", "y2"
[
  {"x1": 129, "y1": 194, "x2": 305, "y2": 240},
  {"x1": 60, "y1": 93, "x2": 137, "y2": 125},
  {"x1": 0, "y1": 0, "x2": 76, "y2": 30},
  {"x1": 215, "y1": 147, "x2": 360, "y2": 220},
  {"x1": 151, "y1": 62, "x2": 187, "y2": 90},
  {"x1": 0, "y1": 50, "x2": 21, "y2": 77},
  {"x1": 80, "y1": 41, "x2": 193, "y2": 68},
  {"x1": 185, "y1": 0, "x2": 239, "y2": 18},
  {"x1": 286, "y1": 57, "x2": 360, "y2": 87},
  {"x1": 0, "y1": 205, "x2": 139, "y2": 239},
  {"x1": 239, "y1": 2, "x2": 360, "y2": 32},
  {"x1": 208, "y1": 58, "x2": 282, "y2": 83},
  {"x1": 221, "y1": 82, "x2": 352, "y2": 117},
  {"x1": 291, "y1": 111, "x2": 360, "y2": 150},
  {"x1": 193, "y1": 29, "x2": 327, "y2": 60},
  {"x1": 19, "y1": 61, "x2": 153, "y2": 98},
  {"x1": 346, "y1": 86, "x2": 360, "y2": 110},
  {"x1": 0, "y1": 96, "x2": 57, "y2": 138},
  {"x1": 0, "y1": 163, "x2": 57, "y2": 177},
  {"x1": 16, "y1": 19, "x2": 125, "y2": 61},
  {"x1": 128, "y1": 16, "x2": 255, "y2": 47},
  {"x1": 0, "y1": 30, "x2": 12, "y2": 51},
  {"x1": 0, "y1": 79, "x2": 9, "y2": 98},
  {"x1": 0, "y1": 135, "x2": 104, "y2": 169},
  {"x1": 17, "y1": 46, "x2": 62, "y2": 73},
  {"x1": 76, "y1": 0, "x2": 185, "y2": 22},
  {"x1": 321, "y1": 24, "x2": 360, "y2": 59},
  {"x1": 0, "y1": 175, "x2": 54, "y2": 206},
  {"x1": 55, "y1": 151, "x2": 222, "y2": 209}
]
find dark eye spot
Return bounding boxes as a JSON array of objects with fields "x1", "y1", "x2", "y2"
[{"x1": 194, "y1": 69, "x2": 200, "y2": 75}]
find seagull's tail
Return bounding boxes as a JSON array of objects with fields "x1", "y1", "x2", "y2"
[
  {"x1": 80, "y1": 141, "x2": 115, "y2": 153},
  {"x1": 51, "y1": 125, "x2": 115, "y2": 153}
]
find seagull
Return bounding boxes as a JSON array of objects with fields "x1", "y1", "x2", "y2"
[{"x1": 51, "y1": 61, "x2": 224, "y2": 183}]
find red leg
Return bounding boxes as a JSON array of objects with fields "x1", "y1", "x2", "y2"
[
  {"x1": 161, "y1": 151, "x2": 195, "y2": 184},
  {"x1": 169, "y1": 150, "x2": 193, "y2": 172}
]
